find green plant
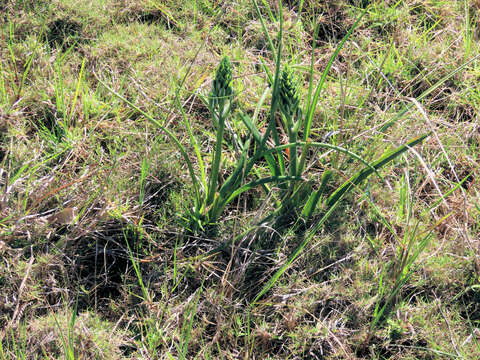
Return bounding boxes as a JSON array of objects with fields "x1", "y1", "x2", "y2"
[
  {"x1": 53, "y1": 302, "x2": 78, "y2": 360},
  {"x1": 97, "y1": 0, "x2": 429, "y2": 239},
  {"x1": 0, "y1": 15, "x2": 44, "y2": 112},
  {"x1": 181, "y1": 56, "x2": 238, "y2": 231},
  {"x1": 367, "y1": 176, "x2": 436, "y2": 334},
  {"x1": 53, "y1": 56, "x2": 86, "y2": 130},
  {"x1": 248, "y1": 0, "x2": 480, "y2": 303},
  {"x1": 0, "y1": 326, "x2": 28, "y2": 360},
  {"x1": 362, "y1": 168, "x2": 473, "y2": 346}
]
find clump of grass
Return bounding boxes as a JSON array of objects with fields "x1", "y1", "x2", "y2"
[{"x1": 0, "y1": 309, "x2": 130, "y2": 359}]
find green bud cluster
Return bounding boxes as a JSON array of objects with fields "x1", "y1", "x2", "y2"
[
  {"x1": 209, "y1": 56, "x2": 233, "y2": 111},
  {"x1": 278, "y1": 66, "x2": 300, "y2": 119}
]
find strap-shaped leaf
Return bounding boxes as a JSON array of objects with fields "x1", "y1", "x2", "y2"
[
  {"x1": 327, "y1": 134, "x2": 428, "y2": 207},
  {"x1": 252, "y1": 134, "x2": 428, "y2": 304}
]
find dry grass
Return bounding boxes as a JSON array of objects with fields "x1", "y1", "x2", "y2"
[{"x1": 1, "y1": 0, "x2": 480, "y2": 358}]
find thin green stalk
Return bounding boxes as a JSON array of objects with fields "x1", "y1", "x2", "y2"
[
  {"x1": 68, "y1": 58, "x2": 86, "y2": 127},
  {"x1": 294, "y1": 0, "x2": 305, "y2": 26},
  {"x1": 0, "y1": 61, "x2": 8, "y2": 107},
  {"x1": 176, "y1": 94, "x2": 207, "y2": 196},
  {"x1": 259, "y1": 0, "x2": 276, "y2": 23},
  {"x1": 175, "y1": 285, "x2": 203, "y2": 359},
  {"x1": 267, "y1": 0, "x2": 286, "y2": 176},
  {"x1": 303, "y1": 9, "x2": 367, "y2": 143},
  {"x1": 125, "y1": 228, "x2": 151, "y2": 304},
  {"x1": 54, "y1": 61, "x2": 66, "y2": 123},
  {"x1": 206, "y1": 111, "x2": 226, "y2": 206},
  {"x1": 139, "y1": 156, "x2": 151, "y2": 206},
  {"x1": 300, "y1": 169, "x2": 333, "y2": 221}
]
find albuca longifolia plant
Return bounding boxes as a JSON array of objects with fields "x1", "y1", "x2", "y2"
[
  {"x1": 92, "y1": 0, "x2": 478, "y2": 306},
  {"x1": 97, "y1": 0, "x2": 431, "y2": 238},
  {"x1": 176, "y1": 55, "x2": 304, "y2": 233}
]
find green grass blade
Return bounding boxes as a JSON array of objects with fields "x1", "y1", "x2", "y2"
[
  {"x1": 176, "y1": 94, "x2": 207, "y2": 196},
  {"x1": 54, "y1": 62, "x2": 66, "y2": 123},
  {"x1": 327, "y1": 134, "x2": 428, "y2": 207},
  {"x1": 218, "y1": 143, "x2": 249, "y2": 199},
  {"x1": 266, "y1": 0, "x2": 286, "y2": 175},
  {"x1": 252, "y1": 0, "x2": 276, "y2": 58},
  {"x1": 305, "y1": 23, "x2": 320, "y2": 130},
  {"x1": 239, "y1": 111, "x2": 279, "y2": 175},
  {"x1": 147, "y1": 0, "x2": 180, "y2": 29},
  {"x1": 303, "y1": 9, "x2": 367, "y2": 142},
  {"x1": 0, "y1": 61, "x2": 8, "y2": 107},
  {"x1": 69, "y1": 57, "x2": 86, "y2": 126},
  {"x1": 260, "y1": 0, "x2": 276, "y2": 22},
  {"x1": 300, "y1": 169, "x2": 333, "y2": 220},
  {"x1": 206, "y1": 111, "x2": 226, "y2": 206},
  {"x1": 295, "y1": 0, "x2": 305, "y2": 26}
]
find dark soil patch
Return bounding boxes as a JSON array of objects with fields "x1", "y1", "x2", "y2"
[
  {"x1": 369, "y1": 19, "x2": 397, "y2": 39},
  {"x1": 443, "y1": 102, "x2": 477, "y2": 123},
  {"x1": 313, "y1": 297, "x2": 352, "y2": 318},
  {"x1": 306, "y1": 237, "x2": 355, "y2": 283},
  {"x1": 255, "y1": 334, "x2": 288, "y2": 357},
  {"x1": 0, "y1": 127, "x2": 6, "y2": 162},
  {"x1": 240, "y1": 257, "x2": 277, "y2": 301},
  {"x1": 140, "y1": 171, "x2": 179, "y2": 222},
  {"x1": 281, "y1": 1, "x2": 351, "y2": 45},
  {"x1": 119, "y1": 8, "x2": 181, "y2": 31},
  {"x1": 356, "y1": 335, "x2": 432, "y2": 359},
  {"x1": 47, "y1": 18, "x2": 84, "y2": 51},
  {"x1": 302, "y1": 338, "x2": 333, "y2": 359},
  {"x1": 185, "y1": 95, "x2": 211, "y2": 124},
  {"x1": 136, "y1": 11, "x2": 164, "y2": 24},
  {"x1": 346, "y1": 0, "x2": 371, "y2": 9},
  {"x1": 308, "y1": 296, "x2": 364, "y2": 330},
  {"x1": 119, "y1": 343, "x2": 138, "y2": 357},
  {"x1": 64, "y1": 220, "x2": 144, "y2": 315},
  {"x1": 226, "y1": 229, "x2": 285, "y2": 301},
  {"x1": 458, "y1": 285, "x2": 480, "y2": 323},
  {"x1": 440, "y1": 163, "x2": 475, "y2": 190},
  {"x1": 408, "y1": 78, "x2": 459, "y2": 113},
  {"x1": 216, "y1": 4, "x2": 249, "y2": 44},
  {"x1": 400, "y1": 283, "x2": 438, "y2": 305},
  {"x1": 315, "y1": 10, "x2": 348, "y2": 43}
]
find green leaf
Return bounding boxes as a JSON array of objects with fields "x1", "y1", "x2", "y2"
[
  {"x1": 252, "y1": 134, "x2": 428, "y2": 304},
  {"x1": 327, "y1": 134, "x2": 428, "y2": 207}
]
